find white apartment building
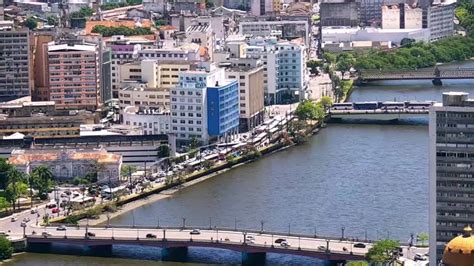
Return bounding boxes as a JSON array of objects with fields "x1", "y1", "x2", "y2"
[
  {"x1": 428, "y1": 0, "x2": 456, "y2": 41},
  {"x1": 138, "y1": 42, "x2": 202, "y2": 62},
  {"x1": 239, "y1": 20, "x2": 310, "y2": 46},
  {"x1": 186, "y1": 23, "x2": 214, "y2": 60},
  {"x1": 122, "y1": 106, "x2": 170, "y2": 135}
]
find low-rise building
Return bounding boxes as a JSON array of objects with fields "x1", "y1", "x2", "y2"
[
  {"x1": 118, "y1": 84, "x2": 170, "y2": 110},
  {"x1": 122, "y1": 106, "x2": 170, "y2": 135},
  {"x1": 8, "y1": 148, "x2": 122, "y2": 184},
  {"x1": 239, "y1": 19, "x2": 310, "y2": 46}
]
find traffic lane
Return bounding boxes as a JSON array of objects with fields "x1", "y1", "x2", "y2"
[{"x1": 33, "y1": 227, "x2": 370, "y2": 254}]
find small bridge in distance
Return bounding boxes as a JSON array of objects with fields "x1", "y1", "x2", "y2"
[{"x1": 358, "y1": 67, "x2": 474, "y2": 85}]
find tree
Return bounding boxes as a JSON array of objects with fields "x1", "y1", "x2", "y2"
[
  {"x1": 336, "y1": 53, "x2": 355, "y2": 77},
  {"x1": 0, "y1": 236, "x2": 13, "y2": 261},
  {"x1": 295, "y1": 100, "x2": 324, "y2": 121},
  {"x1": 307, "y1": 60, "x2": 323, "y2": 74},
  {"x1": 366, "y1": 239, "x2": 400, "y2": 264},
  {"x1": 346, "y1": 261, "x2": 368, "y2": 266},
  {"x1": 24, "y1": 17, "x2": 37, "y2": 30},
  {"x1": 47, "y1": 16, "x2": 58, "y2": 26},
  {"x1": 202, "y1": 160, "x2": 214, "y2": 169},
  {"x1": 323, "y1": 53, "x2": 337, "y2": 65},
  {"x1": 400, "y1": 38, "x2": 415, "y2": 47},
  {"x1": 158, "y1": 145, "x2": 170, "y2": 158},
  {"x1": 0, "y1": 159, "x2": 11, "y2": 190},
  {"x1": 6, "y1": 167, "x2": 24, "y2": 211},
  {"x1": 79, "y1": 7, "x2": 94, "y2": 17},
  {"x1": 318, "y1": 96, "x2": 333, "y2": 111},
  {"x1": 0, "y1": 197, "x2": 8, "y2": 213},
  {"x1": 205, "y1": 0, "x2": 214, "y2": 8},
  {"x1": 418, "y1": 232, "x2": 429, "y2": 246},
  {"x1": 31, "y1": 166, "x2": 53, "y2": 200}
]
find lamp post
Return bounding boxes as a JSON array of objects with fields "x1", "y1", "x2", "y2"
[
  {"x1": 182, "y1": 217, "x2": 186, "y2": 230},
  {"x1": 234, "y1": 217, "x2": 237, "y2": 231},
  {"x1": 132, "y1": 210, "x2": 135, "y2": 228},
  {"x1": 106, "y1": 213, "x2": 110, "y2": 228},
  {"x1": 341, "y1": 226, "x2": 345, "y2": 241},
  {"x1": 209, "y1": 217, "x2": 212, "y2": 229},
  {"x1": 288, "y1": 223, "x2": 291, "y2": 235},
  {"x1": 157, "y1": 216, "x2": 160, "y2": 229},
  {"x1": 21, "y1": 223, "x2": 26, "y2": 238},
  {"x1": 260, "y1": 220, "x2": 265, "y2": 233}
]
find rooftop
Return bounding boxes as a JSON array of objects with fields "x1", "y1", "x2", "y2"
[{"x1": 8, "y1": 148, "x2": 121, "y2": 165}]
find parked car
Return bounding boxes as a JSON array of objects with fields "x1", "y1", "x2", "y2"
[
  {"x1": 190, "y1": 229, "x2": 201, "y2": 235},
  {"x1": 42, "y1": 232, "x2": 52, "y2": 237},
  {"x1": 414, "y1": 253, "x2": 428, "y2": 261},
  {"x1": 353, "y1": 243, "x2": 366, "y2": 248},
  {"x1": 86, "y1": 232, "x2": 96, "y2": 237},
  {"x1": 52, "y1": 208, "x2": 60, "y2": 214},
  {"x1": 56, "y1": 225, "x2": 67, "y2": 231},
  {"x1": 280, "y1": 241, "x2": 290, "y2": 247},
  {"x1": 146, "y1": 233, "x2": 157, "y2": 239},
  {"x1": 318, "y1": 245, "x2": 326, "y2": 251},
  {"x1": 23, "y1": 217, "x2": 30, "y2": 223},
  {"x1": 30, "y1": 209, "x2": 38, "y2": 214},
  {"x1": 46, "y1": 203, "x2": 57, "y2": 209},
  {"x1": 274, "y1": 238, "x2": 286, "y2": 244},
  {"x1": 10, "y1": 216, "x2": 17, "y2": 222},
  {"x1": 246, "y1": 235, "x2": 255, "y2": 240}
]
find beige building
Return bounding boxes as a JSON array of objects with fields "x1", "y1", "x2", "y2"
[
  {"x1": 9, "y1": 148, "x2": 122, "y2": 184},
  {"x1": 186, "y1": 24, "x2": 214, "y2": 61},
  {"x1": 225, "y1": 65, "x2": 265, "y2": 132},
  {"x1": 405, "y1": 5, "x2": 423, "y2": 29},
  {"x1": 118, "y1": 85, "x2": 170, "y2": 110},
  {"x1": 47, "y1": 41, "x2": 101, "y2": 110},
  {"x1": 382, "y1": 5, "x2": 400, "y2": 29}
]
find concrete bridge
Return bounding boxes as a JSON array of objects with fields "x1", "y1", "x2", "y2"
[
  {"x1": 358, "y1": 67, "x2": 474, "y2": 85},
  {"x1": 25, "y1": 225, "x2": 375, "y2": 265},
  {"x1": 329, "y1": 109, "x2": 428, "y2": 121}
]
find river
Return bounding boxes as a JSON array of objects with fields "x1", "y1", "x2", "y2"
[{"x1": 9, "y1": 64, "x2": 474, "y2": 264}]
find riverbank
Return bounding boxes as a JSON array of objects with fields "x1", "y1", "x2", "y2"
[{"x1": 49, "y1": 128, "x2": 310, "y2": 226}]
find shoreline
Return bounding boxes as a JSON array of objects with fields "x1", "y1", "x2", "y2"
[{"x1": 83, "y1": 145, "x2": 296, "y2": 226}]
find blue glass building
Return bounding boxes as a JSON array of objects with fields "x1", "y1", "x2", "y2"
[{"x1": 206, "y1": 80, "x2": 240, "y2": 137}]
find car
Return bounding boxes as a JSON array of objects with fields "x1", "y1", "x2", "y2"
[
  {"x1": 146, "y1": 233, "x2": 156, "y2": 238},
  {"x1": 46, "y1": 203, "x2": 57, "y2": 209},
  {"x1": 42, "y1": 232, "x2": 52, "y2": 237},
  {"x1": 20, "y1": 222, "x2": 26, "y2": 227},
  {"x1": 318, "y1": 245, "x2": 326, "y2": 251},
  {"x1": 51, "y1": 208, "x2": 60, "y2": 214},
  {"x1": 190, "y1": 229, "x2": 201, "y2": 235},
  {"x1": 274, "y1": 238, "x2": 286, "y2": 244},
  {"x1": 246, "y1": 235, "x2": 255, "y2": 240},
  {"x1": 280, "y1": 241, "x2": 290, "y2": 247},
  {"x1": 86, "y1": 232, "x2": 96, "y2": 237},
  {"x1": 23, "y1": 217, "x2": 30, "y2": 223},
  {"x1": 0, "y1": 231, "x2": 9, "y2": 237},
  {"x1": 10, "y1": 216, "x2": 17, "y2": 222},
  {"x1": 224, "y1": 237, "x2": 230, "y2": 241},
  {"x1": 56, "y1": 225, "x2": 67, "y2": 231},
  {"x1": 353, "y1": 243, "x2": 366, "y2": 248},
  {"x1": 30, "y1": 209, "x2": 38, "y2": 214},
  {"x1": 414, "y1": 253, "x2": 428, "y2": 261}
]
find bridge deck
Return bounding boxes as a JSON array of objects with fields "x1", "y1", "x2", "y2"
[{"x1": 359, "y1": 68, "x2": 474, "y2": 80}]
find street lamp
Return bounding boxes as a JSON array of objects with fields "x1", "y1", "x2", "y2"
[
  {"x1": 234, "y1": 217, "x2": 237, "y2": 231},
  {"x1": 157, "y1": 216, "x2": 160, "y2": 229},
  {"x1": 209, "y1": 217, "x2": 212, "y2": 229},
  {"x1": 21, "y1": 223, "x2": 26, "y2": 238},
  {"x1": 260, "y1": 220, "x2": 265, "y2": 233},
  {"x1": 288, "y1": 223, "x2": 291, "y2": 235},
  {"x1": 182, "y1": 217, "x2": 186, "y2": 229},
  {"x1": 341, "y1": 226, "x2": 345, "y2": 241}
]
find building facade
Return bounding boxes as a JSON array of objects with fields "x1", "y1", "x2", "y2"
[
  {"x1": 118, "y1": 85, "x2": 170, "y2": 110},
  {"x1": 8, "y1": 148, "x2": 122, "y2": 184},
  {"x1": 428, "y1": 0, "x2": 455, "y2": 41},
  {"x1": 47, "y1": 41, "x2": 101, "y2": 110},
  {"x1": 122, "y1": 106, "x2": 170, "y2": 135},
  {"x1": 225, "y1": 65, "x2": 265, "y2": 132},
  {"x1": 0, "y1": 28, "x2": 31, "y2": 101},
  {"x1": 429, "y1": 92, "x2": 474, "y2": 265},
  {"x1": 320, "y1": 0, "x2": 360, "y2": 27}
]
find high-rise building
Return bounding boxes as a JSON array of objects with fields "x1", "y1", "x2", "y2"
[
  {"x1": 428, "y1": 0, "x2": 455, "y2": 41},
  {"x1": 0, "y1": 28, "x2": 31, "y2": 101},
  {"x1": 429, "y1": 92, "x2": 474, "y2": 265},
  {"x1": 320, "y1": 0, "x2": 360, "y2": 27},
  {"x1": 224, "y1": 65, "x2": 265, "y2": 132},
  {"x1": 47, "y1": 40, "x2": 101, "y2": 110},
  {"x1": 170, "y1": 66, "x2": 239, "y2": 145}
]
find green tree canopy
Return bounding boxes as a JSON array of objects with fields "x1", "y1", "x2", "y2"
[
  {"x1": 47, "y1": 16, "x2": 59, "y2": 26},
  {"x1": 366, "y1": 239, "x2": 400, "y2": 264},
  {"x1": 0, "y1": 236, "x2": 13, "y2": 261},
  {"x1": 91, "y1": 25, "x2": 152, "y2": 37},
  {"x1": 295, "y1": 100, "x2": 325, "y2": 121},
  {"x1": 336, "y1": 53, "x2": 355, "y2": 75},
  {"x1": 0, "y1": 197, "x2": 8, "y2": 213},
  {"x1": 418, "y1": 232, "x2": 429, "y2": 246},
  {"x1": 318, "y1": 96, "x2": 333, "y2": 110},
  {"x1": 24, "y1": 17, "x2": 37, "y2": 30},
  {"x1": 158, "y1": 145, "x2": 170, "y2": 158},
  {"x1": 346, "y1": 261, "x2": 368, "y2": 266},
  {"x1": 31, "y1": 166, "x2": 53, "y2": 199},
  {"x1": 0, "y1": 158, "x2": 11, "y2": 190}
]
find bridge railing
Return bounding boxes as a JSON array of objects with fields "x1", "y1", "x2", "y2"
[
  {"x1": 26, "y1": 235, "x2": 367, "y2": 256},
  {"x1": 48, "y1": 223, "x2": 380, "y2": 245}
]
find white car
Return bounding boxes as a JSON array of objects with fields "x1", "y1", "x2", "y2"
[{"x1": 280, "y1": 241, "x2": 290, "y2": 247}]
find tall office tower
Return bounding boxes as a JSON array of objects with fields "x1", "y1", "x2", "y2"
[
  {"x1": 0, "y1": 28, "x2": 31, "y2": 101},
  {"x1": 429, "y1": 92, "x2": 474, "y2": 265}
]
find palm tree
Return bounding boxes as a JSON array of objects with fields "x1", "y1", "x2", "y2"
[
  {"x1": 7, "y1": 167, "x2": 24, "y2": 211},
  {"x1": 26, "y1": 174, "x2": 35, "y2": 208},
  {"x1": 31, "y1": 166, "x2": 53, "y2": 200}
]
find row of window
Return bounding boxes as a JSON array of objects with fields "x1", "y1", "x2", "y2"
[{"x1": 171, "y1": 119, "x2": 202, "y2": 125}]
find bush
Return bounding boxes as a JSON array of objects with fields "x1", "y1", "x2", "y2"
[{"x1": 0, "y1": 236, "x2": 13, "y2": 260}]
